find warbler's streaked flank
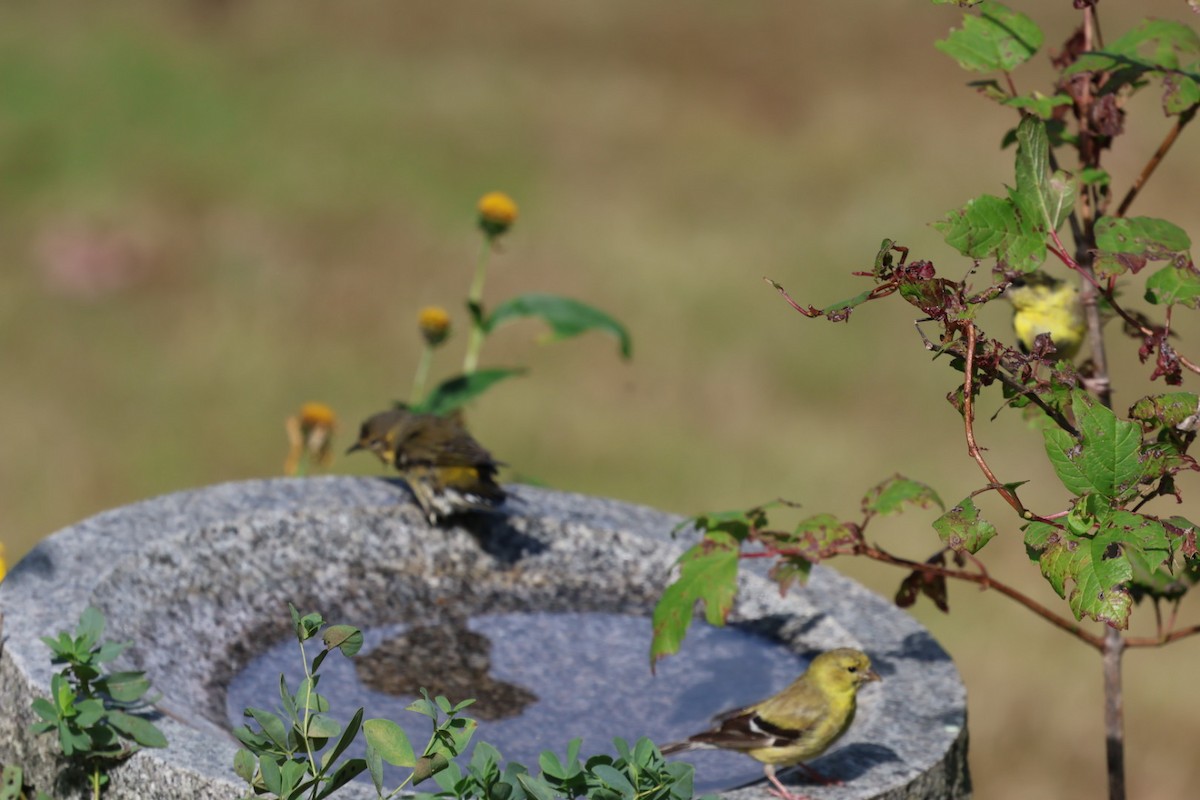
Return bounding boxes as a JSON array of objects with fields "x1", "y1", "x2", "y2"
[
  {"x1": 660, "y1": 648, "x2": 881, "y2": 800},
  {"x1": 1004, "y1": 271, "x2": 1084, "y2": 360},
  {"x1": 347, "y1": 408, "x2": 506, "y2": 523}
]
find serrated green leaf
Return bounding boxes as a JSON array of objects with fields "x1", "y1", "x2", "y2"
[
  {"x1": 1096, "y1": 216, "x2": 1191, "y2": 254},
  {"x1": 1043, "y1": 427, "x2": 1092, "y2": 496},
  {"x1": 1034, "y1": 526, "x2": 1134, "y2": 628},
  {"x1": 107, "y1": 710, "x2": 167, "y2": 748},
  {"x1": 1145, "y1": 263, "x2": 1200, "y2": 309},
  {"x1": 1129, "y1": 393, "x2": 1200, "y2": 431},
  {"x1": 484, "y1": 293, "x2": 632, "y2": 359},
  {"x1": 1164, "y1": 71, "x2": 1200, "y2": 114},
  {"x1": 863, "y1": 475, "x2": 944, "y2": 516},
  {"x1": 934, "y1": 497, "x2": 997, "y2": 554},
  {"x1": 1013, "y1": 116, "x2": 1074, "y2": 235},
  {"x1": 933, "y1": 193, "x2": 1045, "y2": 272},
  {"x1": 411, "y1": 368, "x2": 527, "y2": 416},
  {"x1": 650, "y1": 533, "x2": 739, "y2": 668},
  {"x1": 1075, "y1": 392, "x2": 1145, "y2": 501},
  {"x1": 1105, "y1": 19, "x2": 1200, "y2": 66},
  {"x1": 363, "y1": 718, "x2": 415, "y2": 767},
  {"x1": 935, "y1": 2, "x2": 1042, "y2": 73}
]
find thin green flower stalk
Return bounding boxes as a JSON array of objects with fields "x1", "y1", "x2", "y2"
[
  {"x1": 464, "y1": 192, "x2": 518, "y2": 374},
  {"x1": 412, "y1": 307, "x2": 451, "y2": 404}
]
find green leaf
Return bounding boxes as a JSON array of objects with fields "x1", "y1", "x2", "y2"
[
  {"x1": 233, "y1": 748, "x2": 257, "y2": 784},
  {"x1": 96, "y1": 671, "x2": 151, "y2": 704},
  {"x1": 649, "y1": 533, "x2": 739, "y2": 668},
  {"x1": 320, "y1": 707, "x2": 363, "y2": 772},
  {"x1": 592, "y1": 765, "x2": 637, "y2": 800},
  {"x1": 1013, "y1": 115, "x2": 1075, "y2": 236},
  {"x1": 315, "y1": 759, "x2": 368, "y2": 800},
  {"x1": 366, "y1": 744, "x2": 384, "y2": 794},
  {"x1": 107, "y1": 710, "x2": 167, "y2": 748},
  {"x1": 935, "y1": 2, "x2": 1043, "y2": 72},
  {"x1": 1031, "y1": 524, "x2": 1134, "y2": 628},
  {"x1": 934, "y1": 497, "x2": 998, "y2": 554},
  {"x1": 517, "y1": 773, "x2": 559, "y2": 800},
  {"x1": 363, "y1": 718, "x2": 415, "y2": 767},
  {"x1": 1163, "y1": 71, "x2": 1200, "y2": 114},
  {"x1": 322, "y1": 625, "x2": 364, "y2": 657},
  {"x1": 411, "y1": 368, "x2": 527, "y2": 416},
  {"x1": 247, "y1": 708, "x2": 290, "y2": 750},
  {"x1": 862, "y1": 475, "x2": 944, "y2": 516},
  {"x1": 933, "y1": 193, "x2": 1045, "y2": 272},
  {"x1": 73, "y1": 698, "x2": 105, "y2": 728},
  {"x1": 260, "y1": 756, "x2": 283, "y2": 796},
  {"x1": 484, "y1": 293, "x2": 632, "y2": 359},
  {"x1": 1145, "y1": 263, "x2": 1200, "y2": 309},
  {"x1": 1129, "y1": 393, "x2": 1200, "y2": 431},
  {"x1": 1096, "y1": 216, "x2": 1191, "y2": 255},
  {"x1": 1043, "y1": 391, "x2": 1144, "y2": 502},
  {"x1": 77, "y1": 606, "x2": 106, "y2": 648},
  {"x1": 1101, "y1": 19, "x2": 1200, "y2": 68},
  {"x1": 305, "y1": 713, "x2": 342, "y2": 739}
]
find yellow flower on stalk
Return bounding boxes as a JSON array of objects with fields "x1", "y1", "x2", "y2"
[
  {"x1": 284, "y1": 402, "x2": 338, "y2": 476},
  {"x1": 418, "y1": 306, "x2": 452, "y2": 347},
  {"x1": 477, "y1": 191, "x2": 518, "y2": 240}
]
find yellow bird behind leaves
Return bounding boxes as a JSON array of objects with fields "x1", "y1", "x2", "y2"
[
  {"x1": 1004, "y1": 271, "x2": 1085, "y2": 360},
  {"x1": 346, "y1": 408, "x2": 506, "y2": 523},
  {"x1": 660, "y1": 648, "x2": 881, "y2": 800}
]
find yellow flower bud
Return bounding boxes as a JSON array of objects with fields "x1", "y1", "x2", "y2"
[
  {"x1": 418, "y1": 306, "x2": 452, "y2": 347},
  {"x1": 477, "y1": 191, "x2": 518, "y2": 239},
  {"x1": 285, "y1": 402, "x2": 337, "y2": 475}
]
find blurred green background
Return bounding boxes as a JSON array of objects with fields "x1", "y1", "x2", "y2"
[{"x1": 3, "y1": 1, "x2": 1199, "y2": 797}]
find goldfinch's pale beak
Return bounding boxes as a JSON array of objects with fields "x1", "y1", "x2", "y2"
[
  {"x1": 345, "y1": 441, "x2": 365, "y2": 455},
  {"x1": 865, "y1": 669, "x2": 882, "y2": 683}
]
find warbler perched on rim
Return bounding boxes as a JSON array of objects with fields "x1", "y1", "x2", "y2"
[
  {"x1": 660, "y1": 648, "x2": 881, "y2": 800},
  {"x1": 346, "y1": 408, "x2": 506, "y2": 523},
  {"x1": 1004, "y1": 271, "x2": 1085, "y2": 360}
]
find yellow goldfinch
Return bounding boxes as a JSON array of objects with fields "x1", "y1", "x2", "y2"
[
  {"x1": 1003, "y1": 272, "x2": 1085, "y2": 360},
  {"x1": 660, "y1": 648, "x2": 880, "y2": 800},
  {"x1": 346, "y1": 408, "x2": 506, "y2": 523}
]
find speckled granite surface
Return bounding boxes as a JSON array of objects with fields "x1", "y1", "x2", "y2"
[{"x1": 0, "y1": 477, "x2": 970, "y2": 799}]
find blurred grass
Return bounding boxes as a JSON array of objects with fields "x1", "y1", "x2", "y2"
[{"x1": 2, "y1": 1, "x2": 1200, "y2": 797}]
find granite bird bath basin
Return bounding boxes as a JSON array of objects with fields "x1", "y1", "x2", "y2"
[{"x1": 0, "y1": 477, "x2": 971, "y2": 799}]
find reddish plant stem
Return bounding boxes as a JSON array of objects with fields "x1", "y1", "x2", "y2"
[{"x1": 961, "y1": 323, "x2": 1029, "y2": 515}]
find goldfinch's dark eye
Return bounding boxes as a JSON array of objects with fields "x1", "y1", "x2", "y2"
[{"x1": 847, "y1": 666, "x2": 858, "y2": 673}]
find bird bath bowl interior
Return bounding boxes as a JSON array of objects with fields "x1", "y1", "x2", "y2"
[{"x1": 0, "y1": 477, "x2": 970, "y2": 799}]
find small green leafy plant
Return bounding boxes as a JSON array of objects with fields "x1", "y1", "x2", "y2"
[
  {"x1": 233, "y1": 605, "x2": 476, "y2": 800},
  {"x1": 235, "y1": 607, "x2": 707, "y2": 800},
  {"x1": 30, "y1": 606, "x2": 167, "y2": 799},
  {"x1": 419, "y1": 736, "x2": 709, "y2": 800},
  {"x1": 653, "y1": 4, "x2": 1200, "y2": 800}
]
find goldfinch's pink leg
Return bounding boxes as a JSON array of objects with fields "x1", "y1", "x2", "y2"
[{"x1": 763, "y1": 765, "x2": 813, "y2": 800}]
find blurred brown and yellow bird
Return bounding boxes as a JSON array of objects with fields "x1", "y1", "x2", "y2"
[
  {"x1": 660, "y1": 648, "x2": 881, "y2": 800},
  {"x1": 1004, "y1": 271, "x2": 1085, "y2": 361},
  {"x1": 346, "y1": 408, "x2": 506, "y2": 523}
]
